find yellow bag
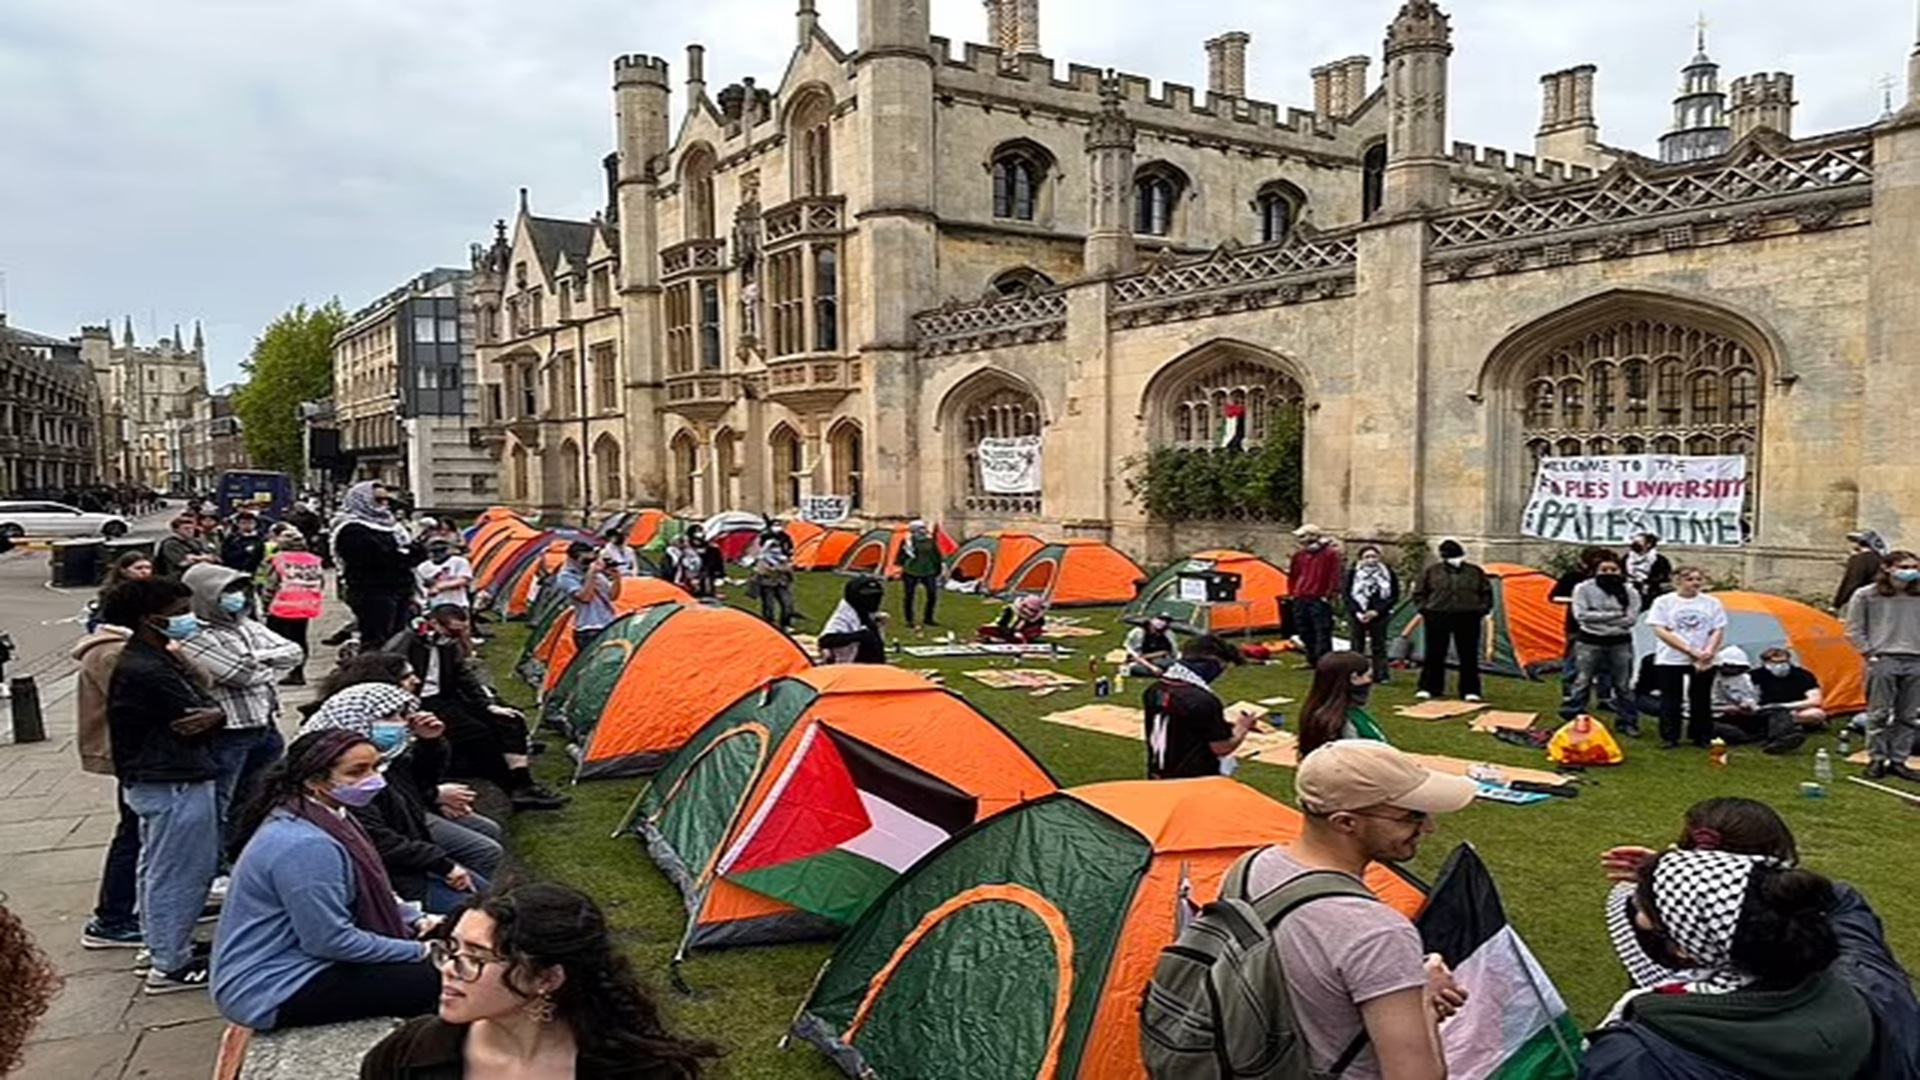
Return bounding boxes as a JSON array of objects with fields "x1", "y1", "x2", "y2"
[{"x1": 1547, "y1": 715, "x2": 1624, "y2": 766}]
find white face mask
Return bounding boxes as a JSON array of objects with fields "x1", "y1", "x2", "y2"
[
  {"x1": 1764, "y1": 662, "x2": 1790, "y2": 677},
  {"x1": 1445, "y1": 557, "x2": 1465, "y2": 567}
]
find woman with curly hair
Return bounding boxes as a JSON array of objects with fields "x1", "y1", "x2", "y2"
[
  {"x1": 0, "y1": 899, "x2": 63, "y2": 1074},
  {"x1": 360, "y1": 882, "x2": 720, "y2": 1078}
]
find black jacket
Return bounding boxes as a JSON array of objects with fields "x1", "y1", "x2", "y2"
[
  {"x1": 220, "y1": 532, "x2": 268, "y2": 575},
  {"x1": 348, "y1": 740, "x2": 454, "y2": 902},
  {"x1": 1342, "y1": 565, "x2": 1400, "y2": 619},
  {"x1": 1837, "y1": 550, "x2": 1884, "y2": 611},
  {"x1": 384, "y1": 630, "x2": 490, "y2": 710},
  {"x1": 335, "y1": 522, "x2": 422, "y2": 593},
  {"x1": 106, "y1": 638, "x2": 221, "y2": 783},
  {"x1": 359, "y1": 1015, "x2": 677, "y2": 1079},
  {"x1": 1412, "y1": 562, "x2": 1493, "y2": 615}
]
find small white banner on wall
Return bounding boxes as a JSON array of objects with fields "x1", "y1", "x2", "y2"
[
  {"x1": 800, "y1": 495, "x2": 852, "y2": 524},
  {"x1": 1520, "y1": 454, "x2": 1749, "y2": 548},
  {"x1": 977, "y1": 436, "x2": 1043, "y2": 495}
]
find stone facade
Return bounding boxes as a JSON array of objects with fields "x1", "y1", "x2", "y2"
[
  {"x1": 470, "y1": 0, "x2": 1915, "y2": 593},
  {"x1": 0, "y1": 316, "x2": 100, "y2": 495},
  {"x1": 75, "y1": 320, "x2": 208, "y2": 492}
]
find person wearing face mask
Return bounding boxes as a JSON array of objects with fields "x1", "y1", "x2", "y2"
[
  {"x1": 1296, "y1": 651, "x2": 1389, "y2": 759},
  {"x1": 1846, "y1": 550, "x2": 1920, "y2": 782},
  {"x1": 261, "y1": 530, "x2": 325, "y2": 686},
  {"x1": 1143, "y1": 635, "x2": 1255, "y2": 780},
  {"x1": 220, "y1": 511, "x2": 268, "y2": 576},
  {"x1": 1750, "y1": 647, "x2": 1828, "y2": 732},
  {"x1": 1288, "y1": 525, "x2": 1344, "y2": 668},
  {"x1": 1123, "y1": 614, "x2": 1180, "y2": 678},
  {"x1": 551, "y1": 541, "x2": 619, "y2": 653},
  {"x1": 1565, "y1": 556, "x2": 1644, "y2": 735},
  {"x1": 1343, "y1": 546, "x2": 1400, "y2": 684},
  {"x1": 414, "y1": 536, "x2": 476, "y2": 612},
  {"x1": 300, "y1": 684, "x2": 494, "y2": 915},
  {"x1": 179, "y1": 564, "x2": 305, "y2": 852},
  {"x1": 1708, "y1": 646, "x2": 1806, "y2": 754},
  {"x1": 819, "y1": 576, "x2": 889, "y2": 664},
  {"x1": 1411, "y1": 540, "x2": 1494, "y2": 703},
  {"x1": 1624, "y1": 532, "x2": 1674, "y2": 603},
  {"x1": 211, "y1": 729, "x2": 441, "y2": 1031},
  {"x1": 105, "y1": 577, "x2": 228, "y2": 994},
  {"x1": 332, "y1": 481, "x2": 426, "y2": 650}
]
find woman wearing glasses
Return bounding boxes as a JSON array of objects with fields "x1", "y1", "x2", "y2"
[
  {"x1": 211, "y1": 729, "x2": 439, "y2": 1030},
  {"x1": 360, "y1": 882, "x2": 719, "y2": 1078}
]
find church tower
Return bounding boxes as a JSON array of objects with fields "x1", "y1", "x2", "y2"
[{"x1": 1660, "y1": 22, "x2": 1731, "y2": 163}]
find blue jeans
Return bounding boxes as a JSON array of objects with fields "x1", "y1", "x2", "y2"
[
  {"x1": 214, "y1": 726, "x2": 286, "y2": 856},
  {"x1": 1294, "y1": 598, "x2": 1335, "y2": 666},
  {"x1": 427, "y1": 813, "x2": 503, "y2": 878},
  {"x1": 425, "y1": 870, "x2": 490, "y2": 915},
  {"x1": 1564, "y1": 641, "x2": 1638, "y2": 728},
  {"x1": 123, "y1": 780, "x2": 220, "y2": 974}
]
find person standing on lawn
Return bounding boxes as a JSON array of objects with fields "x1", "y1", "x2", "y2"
[
  {"x1": 752, "y1": 532, "x2": 798, "y2": 630},
  {"x1": 1646, "y1": 567, "x2": 1728, "y2": 750},
  {"x1": 1287, "y1": 524, "x2": 1343, "y2": 668},
  {"x1": 1836, "y1": 530, "x2": 1890, "y2": 613},
  {"x1": 1847, "y1": 549, "x2": 1920, "y2": 782},
  {"x1": 1344, "y1": 545, "x2": 1400, "y2": 684},
  {"x1": 108, "y1": 576, "x2": 227, "y2": 994},
  {"x1": 551, "y1": 541, "x2": 619, "y2": 654},
  {"x1": 1143, "y1": 635, "x2": 1256, "y2": 780},
  {"x1": 1412, "y1": 540, "x2": 1493, "y2": 703},
  {"x1": 261, "y1": 531, "x2": 325, "y2": 686},
  {"x1": 1565, "y1": 555, "x2": 1643, "y2": 736},
  {"x1": 895, "y1": 520, "x2": 945, "y2": 631},
  {"x1": 1625, "y1": 532, "x2": 1674, "y2": 604}
]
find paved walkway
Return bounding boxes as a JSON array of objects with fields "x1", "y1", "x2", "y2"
[{"x1": 4, "y1": 635, "x2": 327, "y2": 1077}]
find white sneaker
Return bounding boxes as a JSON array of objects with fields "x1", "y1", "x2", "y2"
[
  {"x1": 1465, "y1": 694, "x2": 1484, "y2": 703},
  {"x1": 208, "y1": 875, "x2": 230, "y2": 903},
  {"x1": 1415, "y1": 691, "x2": 1433, "y2": 700}
]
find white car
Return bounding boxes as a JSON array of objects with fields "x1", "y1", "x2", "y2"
[{"x1": 0, "y1": 501, "x2": 131, "y2": 540}]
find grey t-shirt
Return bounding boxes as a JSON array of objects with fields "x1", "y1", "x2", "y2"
[{"x1": 1245, "y1": 846, "x2": 1428, "y2": 1080}]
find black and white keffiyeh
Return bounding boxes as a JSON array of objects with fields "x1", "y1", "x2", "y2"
[
  {"x1": 1608, "y1": 850, "x2": 1777, "y2": 1000},
  {"x1": 1350, "y1": 562, "x2": 1393, "y2": 609}
]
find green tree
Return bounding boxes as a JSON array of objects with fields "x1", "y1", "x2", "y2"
[{"x1": 233, "y1": 300, "x2": 346, "y2": 475}]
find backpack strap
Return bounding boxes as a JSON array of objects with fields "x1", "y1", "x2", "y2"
[{"x1": 1237, "y1": 861, "x2": 1385, "y2": 1078}]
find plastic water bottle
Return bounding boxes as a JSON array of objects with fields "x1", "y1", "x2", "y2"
[
  {"x1": 1814, "y1": 748, "x2": 1834, "y2": 783},
  {"x1": 1838, "y1": 728, "x2": 1853, "y2": 757}
]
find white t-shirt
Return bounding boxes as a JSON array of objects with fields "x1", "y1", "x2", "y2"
[
  {"x1": 1646, "y1": 591, "x2": 1728, "y2": 665},
  {"x1": 414, "y1": 555, "x2": 474, "y2": 608}
]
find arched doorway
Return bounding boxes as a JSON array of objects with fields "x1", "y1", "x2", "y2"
[
  {"x1": 769, "y1": 424, "x2": 804, "y2": 512},
  {"x1": 669, "y1": 431, "x2": 698, "y2": 512},
  {"x1": 593, "y1": 434, "x2": 623, "y2": 506}
]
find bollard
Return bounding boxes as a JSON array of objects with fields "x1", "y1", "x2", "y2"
[{"x1": 9, "y1": 676, "x2": 45, "y2": 744}]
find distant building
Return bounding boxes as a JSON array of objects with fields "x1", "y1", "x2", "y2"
[
  {"x1": 78, "y1": 319, "x2": 211, "y2": 491},
  {"x1": 332, "y1": 269, "x2": 494, "y2": 511},
  {"x1": 180, "y1": 388, "x2": 248, "y2": 491},
  {"x1": 0, "y1": 314, "x2": 101, "y2": 495}
]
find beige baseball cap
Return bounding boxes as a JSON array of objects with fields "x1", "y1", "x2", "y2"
[{"x1": 1296, "y1": 740, "x2": 1478, "y2": 815}]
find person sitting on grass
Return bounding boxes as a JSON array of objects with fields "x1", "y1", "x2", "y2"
[
  {"x1": 1598, "y1": 797, "x2": 1920, "y2": 1079},
  {"x1": 1123, "y1": 614, "x2": 1179, "y2": 678},
  {"x1": 1710, "y1": 646, "x2": 1807, "y2": 755},
  {"x1": 1580, "y1": 850, "x2": 1875, "y2": 1080},
  {"x1": 359, "y1": 882, "x2": 721, "y2": 1079},
  {"x1": 1752, "y1": 646, "x2": 1829, "y2": 731},
  {"x1": 819, "y1": 576, "x2": 888, "y2": 664},
  {"x1": 1295, "y1": 651, "x2": 1389, "y2": 759},
  {"x1": 212, "y1": 729, "x2": 440, "y2": 1031},
  {"x1": 1144, "y1": 635, "x2": 1256, "y2": 780},
  {"x1": 979, "y1": 594, "x2": 1048, "y2": 645},
  {"x1": 300, "y1": 683, "x2": 494, "y2": 915}
]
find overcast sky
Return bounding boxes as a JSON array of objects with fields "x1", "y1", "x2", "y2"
[{"x1": 1, "y1": 0, "x2": 1909, "y2": 385}]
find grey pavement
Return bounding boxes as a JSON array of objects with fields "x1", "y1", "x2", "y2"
[{"x1": 1, "y1": 520, "x2": 344, "y2": 1080}]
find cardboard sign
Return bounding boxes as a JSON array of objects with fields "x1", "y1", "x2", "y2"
[{"x1": 1521, "y1": 454, "x2": 1748, "y2": 548}]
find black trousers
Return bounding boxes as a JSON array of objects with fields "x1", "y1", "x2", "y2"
[
  {"x1": 425, "y1": 694, "x2": 529, "y2": 789},
  {"x1": 1655, "y1": 664, "x2": 1717, "y2": 746},
  {"x1": 272, "y1": 960, "x2": 440, "y2": 1030},
  {"x1": 1350, "y1": 614, "x2": 1391, "y2": 682},
  {"x1": 264, "y1": 615, "x2": 310, "y2": 674},
  {"x1": 1294, "y1": 598, "x2": 1335, "y2": 667},
  {"x1": 93, "y1": 782, "x2": 141, "y2": 929},
  {"x1": 901, "y1": 575, "x2": 939, "y2": 626},
  {"x1": 1418, "y1": 611, "x2": 1484, "y2": 698},
  {"x1": 348, "y1": 590, "x2": 408, "y2": 651}
]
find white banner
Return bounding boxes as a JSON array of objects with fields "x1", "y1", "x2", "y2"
[
  {"x1": 800, "y1": 494, "x2": 852, "y2": 525},
  {"x1": 977, "y1": 436, "x2": 1043, "y2": 495},
  {"x1": 1521, "y1": 454, "x2": 1749, "y2": 548}
]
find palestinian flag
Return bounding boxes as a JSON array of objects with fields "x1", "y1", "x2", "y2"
[
  {"x1": 716, "y1": 724, "x2": 978, "y2": 925},
  {"x1": 1416, "y1": 844, "x2": 1582, "y2": 1080},
  {"x1": 1219, "y1": 402, "x2": 1247, "y2": 452}
]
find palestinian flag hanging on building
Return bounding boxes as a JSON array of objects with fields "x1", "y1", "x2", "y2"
[
  {"x1": 1218, "y1": 402, "x2": 1247, "y2": 452},
  {"x1": 1416, "y1": 844, "x2": 1582, "y2": 1080},
  {"x1": 716, "y1": 724, "x2": 978, "y2": 924}
]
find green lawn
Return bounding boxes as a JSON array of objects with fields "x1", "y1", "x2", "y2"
[{"x1": 486, "y1": 572, "x2": 1919, "y2": 1079}]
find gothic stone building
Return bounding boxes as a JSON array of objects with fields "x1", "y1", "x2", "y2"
[{"x1": 472, "y1": 0, "x2": 1917, "y2": 592}]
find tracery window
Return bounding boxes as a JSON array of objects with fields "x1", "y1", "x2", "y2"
[
  {"x1": 1255, "y1": 181, "x2": 1305, "y2": 244},
  {"x1": 1167, "y1": 360, "x2": 1305, "y2": 449},
  {"x1": 991, "y1": 141, "x2": 1052, "y2": 222},
  {"x1": 1134, "y1": 162, "x2": 1188, "y2": 238},
  {"x1": 960, "y1": 383, "x2": 1043, "y2": 515},
  {"x1": 788, "y1": 91, "x2": 834, "y2": 197}
]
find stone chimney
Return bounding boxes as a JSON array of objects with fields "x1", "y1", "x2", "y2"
[
  {"x1": 1536, "y1": 65, "x2": 1612, "y2": 169},
  {"x1": 1311, "y1": 56, "x2": 1371, "y2": 121},
  {"x1": 1729, "y1": 72, "x2": 1795, "y2": 140},
  {"x1": 1205, "y1": 32, "x2": 1251, "y2": 98}
]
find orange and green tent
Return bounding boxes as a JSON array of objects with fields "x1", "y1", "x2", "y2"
[
  {"x1": 630, "y1": 666, "x2": 1056, "y2": 953},
  {"x1": 519, "y1": 576, "x2": 694, "y2": 690},
  {"x1": 946, "y1": 531, "x2": 1046, "y2": 592},
  {"x1": 1124, "y1": 550, "x2": 1291, "y2": 634},
  {"x1": 1389, "y1": 562, "x2": 1565, "y2": 678},
  {"x1": 1632, "y1": 590, "x2": 1867, "y2": 713},
  {"x1": 997, "y1": 539, "x2": 1146, "y2": 607},
  {"x1": 549, "y1": 605, "x2": 812, "y2": 780},
  {"x1": 471, "y1": 521, "x2": 542, "y2": 590},
  {"x1": 791, "y1": 777, "x2": 1424, "y2": 1079},
  {"x1": 794, "y1": 527, "x2": 862, "y2": 571},
  {"x1": 838, "y1": 524, "x2": 959, "y2": 579}
]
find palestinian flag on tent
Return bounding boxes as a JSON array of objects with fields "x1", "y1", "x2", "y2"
[
  {"x1": 715, "y1": 724, "x2": 977, "y2": 925},
  {"x1": 1416, "y1": 844, "x2": 1582, "y2": 1080},
  {"x1": 1219, "y1": 402, "x2": 1247, "y2": 451}
]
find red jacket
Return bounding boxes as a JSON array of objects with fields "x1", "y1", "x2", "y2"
[{"x1": 1287, "y1": 545, "x2": 1343, "y2": 601}]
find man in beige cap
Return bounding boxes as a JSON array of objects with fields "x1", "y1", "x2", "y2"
[
  {"x1": 1247, "y1": 740, "x2": 1477, "y2": 1080},
  {"x1": 1288, "y1": 524, "x2": 1343, "y2": 667}
]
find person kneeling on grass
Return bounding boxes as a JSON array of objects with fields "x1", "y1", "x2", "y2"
[
  {"x1": 1710, "y1": 646, "x2": 1807, "y2": 755},
  {"x1": 1752, "y1": 646, "x2": 1829, "y2": 731},
  {"x1": 360, "y1": 883, "x2": 721, "y2": 1079},
  {"x1": 212, "y1": 729, "x2": 441, "y2": 1031},
  {"x1": 1295, "y1": 651, "x2": 1389, "y2": 759},
  {"x1": 978, "y1": 594, "x2": 1048, "y2": 645},
  {"x1": 1123, "y1": 614, "x2": 1178, "y2": 678},
  {"x1": 1580, "y1": 850, "x2": 1874, "y2": 1080}
]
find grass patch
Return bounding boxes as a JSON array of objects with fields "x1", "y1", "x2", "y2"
[{"x1": 486, "y1": 572, "x2": 1919, "y2": 1077}]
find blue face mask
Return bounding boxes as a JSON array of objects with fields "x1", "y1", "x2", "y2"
[
  {"x1": 159, "y1": 614, "x2": 200, "y2": 641},
  {"x1": 1894, "y1": 569, "x2": 1920, "y2": 585},
  {"x1": 219, "y1": 592, "x2": 247, "y2": 615},
  {"x1": 369, "y1": 722, "x2": 409, "y2": 755}
]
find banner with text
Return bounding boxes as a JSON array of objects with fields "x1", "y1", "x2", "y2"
[
  {"x1": 1520, "y1": 454, "x2": 1749, "y2": 548},
  {"x1": 977, "y1": 436, "x2": 1043, "y2": 495},
  {"x1": 800, "y1": 495, "x2": 852, "y2": 525}
]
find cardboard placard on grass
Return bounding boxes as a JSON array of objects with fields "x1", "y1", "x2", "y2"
[
  {"x1": 1397, "y1": 700, "x2": 1490, "y2": 721},
  {"x1": 1039, "y1": 704, "x2": 1145, "y2": 740},
  {"x1": 966, "y1": 668, "x2": 1085, "y2": 691},
  {"x1": 1469, "y1": 711, "x2": 1540, "y2": 733}
]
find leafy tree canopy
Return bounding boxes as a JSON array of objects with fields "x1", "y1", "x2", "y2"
[{"x1": 233, "y1": 300, "x2": 346, "y2": 475}]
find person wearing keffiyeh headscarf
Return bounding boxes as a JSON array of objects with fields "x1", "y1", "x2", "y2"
[
  {"x1": 1343, "y1": 545, "x2": 1400, "y2": 684},
  {"x1": 329, "y1": 481, "x2": 423, "y2": 648},
  {"x1": 1581, "y1": 849, "x2": 1874, "y2": 1080}
]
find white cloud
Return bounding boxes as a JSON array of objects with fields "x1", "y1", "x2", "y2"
[{"x1": 0, "y1": 0, "x2": 1908, "y2": 383}]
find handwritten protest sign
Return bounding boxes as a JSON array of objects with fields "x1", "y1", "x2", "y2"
[
  {"x1": 1520, "y1": 454, "x2": 1748, "y2": 548},
  {"x1": 800, "y1": 494, "x2": 852, "y2": 524},
  {"x1": 977, "y1": 436, "x2": 1042, "y2": 494}
]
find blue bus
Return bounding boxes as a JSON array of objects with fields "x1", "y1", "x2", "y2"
[{"x1": 215, "y1": 470, "x2": 295, "y2": 521}]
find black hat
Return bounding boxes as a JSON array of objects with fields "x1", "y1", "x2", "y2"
[
  {"x1": 566, "y1": 540, "x2": 598, "y2": 559},
  {"x1": 1438, "y1": 539, "x2": 1466, "y2": 559}
]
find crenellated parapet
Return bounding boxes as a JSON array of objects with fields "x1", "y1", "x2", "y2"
[{"x1": 613, "y1": 54, "x2": 670, "y2": 87}]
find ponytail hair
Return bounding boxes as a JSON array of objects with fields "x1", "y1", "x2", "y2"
[{"x1": 1730, "y1": 865, "x2": 1839, "y2": 985}]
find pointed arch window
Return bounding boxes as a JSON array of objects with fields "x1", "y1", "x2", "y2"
[
  {"x1": 1165, "y1": 359, "x2": 1305, "y2": 450},
  {"x1": 681, "y1": 147, "x2": 717, "y2": 240},
  {"x1": 990, "y1": 140, "x2": 1054, "y2": 222},
  {"x1": 769, "y1": 425, "x2": 804, "y2": 510},
  {"x1": 957, "y1": 381, "x2": 1043, "y2": 515},
  {"x1": 1254, "y1": 181, "x2": 1306, "y2": 244},
  {"x1": 788, "y1": 90, "x2": 834, "y2": 197},
  {"x1": 1134, "y1": 162, "x2": 1189, "y2": 238},
  {"x1": 1361, "y1": 142, "x2": 1387, "y2": 220}
]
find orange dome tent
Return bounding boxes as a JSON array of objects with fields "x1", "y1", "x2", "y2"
[
  {"x1": 500, "y1": 540, "x2": 576, "y2": 619},
  {"x1": 623, "y1": 508, "x2": 675, "y2": 547},
  {"x1": 1633, "y1": 590, "x2": 1867, "y2": 713},
  {"x1": 1125, "y1": 550, "x2": 1291, "y2": 634},
  {"x1": 837, "y1": 524, "x2": 959, "y2": 579},
  {"x1": 792, "y1": 777, "x2": 1424, "y2": 1079},
  {"x1": 631, "y1": 667, "x2": 1057, "y2": 953},
  {"x1": 548, "y1": 605, "x2": 812, "y2": 779},
  {"x1": 523, "y1": 577, "x2": 695, "y2": 691},
  {"x1": 997, "y1": 539, "x2": 1146, "y2": 607},
  {"x1": 793, "y1": 527, "x2": 862, "y2": 570},
  {"x1": 471, "y1": 520, "x2": 542, "y2": 588},
  {"x1": 946, "y1": 531, "x2": 1046, "y2": 592}
]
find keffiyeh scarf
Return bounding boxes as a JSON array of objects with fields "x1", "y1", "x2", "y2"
[
  {"x1": 1606, "y1": 850, "x2": 1777, "y2": 1007},
  {"x1": 1350, "y1": 563, "x2": 1393, "y2": 609}
]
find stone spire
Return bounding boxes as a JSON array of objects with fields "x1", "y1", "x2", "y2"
[
  {"x1": 1660, "y1": 24, "x2": 1730, "y2": 163},
  {"x1": 1083, "y1": 75, "x2": 1137, "y2": 276},
  {"x1": 1382, "y1": 0, "x2": 1454, "y2": 214},
  {"x1": 193, "y1": 320, "x2": 204, "y2": 353},
  {"x1": 172, "y1": 323, "x2": 183, "y2": 350},
  {"x1": 122, "y1": 316, "x2": 134, "y2": 346}
]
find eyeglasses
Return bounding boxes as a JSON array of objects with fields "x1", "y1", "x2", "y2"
[
  {"x1": 426, "y1": 938, "x2": 505, "y2": 982},
  {"x1": 1347, "y1": 807, "x2": 1430, "y2": 826}
]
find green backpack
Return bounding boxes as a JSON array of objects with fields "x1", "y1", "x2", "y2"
[{"x1": 1140, "y1": 847, "x2": 1381, "y2": 1080}]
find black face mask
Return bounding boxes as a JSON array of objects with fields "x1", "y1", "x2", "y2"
[
  {"x1": 1183, "y1": 658, "x2": 1225, "y2": 684},
  {"x1": 1350, "y1": 683, "x2": 1373, "y2": 707}
]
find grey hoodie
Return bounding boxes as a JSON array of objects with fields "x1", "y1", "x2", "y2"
[{"x1": 177, "y1": 564, "x2": 303, "y2": 729}]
